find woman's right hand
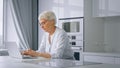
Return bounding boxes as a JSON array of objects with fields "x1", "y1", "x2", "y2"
[
  {"x1": 21, "y1": 50, "x2": 27, "y2": 55},
  {"x1": 21, "y1": 49, "x2": 39, "y2": 57},
  {"x1": 21, "y1": 49, "x2": 31, "y2": 55}
]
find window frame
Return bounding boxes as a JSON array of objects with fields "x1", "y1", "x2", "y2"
[
  {"x1": 0, "y1": 0, "x2": 3, "y2": 47},
  {"x1": 0, "y1": 0, "x2": 7, "y2": 48}
]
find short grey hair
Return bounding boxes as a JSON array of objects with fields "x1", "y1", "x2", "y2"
[{"x1": 38, "y1": 11, "x2": 56, "y2": 22}]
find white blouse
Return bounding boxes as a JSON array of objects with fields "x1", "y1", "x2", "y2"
[{"x1": 37, "y1": 27, "x2": 74, "y2": 59}]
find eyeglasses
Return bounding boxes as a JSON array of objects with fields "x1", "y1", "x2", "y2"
[
  {"x1": 39, "y1": 20, "x2": 47, "y2": 26},
  {"x1": 39, "y1": 22, "x2": 45, "y2": 26}
]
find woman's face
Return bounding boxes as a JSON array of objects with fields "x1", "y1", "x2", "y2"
[{"x1": 39, "y1": 19, "x2": 55, "y2": 32}]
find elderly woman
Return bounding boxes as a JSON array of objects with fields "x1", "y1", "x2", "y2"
[{"x1": 23, "y1": 11, "x2": 74, "y2": 59}]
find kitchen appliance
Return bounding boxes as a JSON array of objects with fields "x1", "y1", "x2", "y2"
[{"x1": 58, "y1": 17, "x2": 84, "y2": 61}]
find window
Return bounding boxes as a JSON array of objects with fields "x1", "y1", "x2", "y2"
[{"x1": 0, "y1": 0, "x2": 3, "y2": 46}]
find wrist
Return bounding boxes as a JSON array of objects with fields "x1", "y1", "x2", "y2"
[{"x1": 36, "y1": 52, "x2": 41, "y2": 57}]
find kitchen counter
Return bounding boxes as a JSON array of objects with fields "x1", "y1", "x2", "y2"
[
  {"x1": 0, "y1": 49, "x2": 8, "y2": 56},
  {"x1": 0, "y1": 56, "x2": 88, "y2": 68},
  {"x1": 83, "y1": 52, "x2": 120, "y2": 64},
  {"x1": 0, "y1": 56, "x2": 120, "y2": 68}
]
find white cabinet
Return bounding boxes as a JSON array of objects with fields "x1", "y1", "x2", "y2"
[
  {"x1": 93, "y1": 0, "x2": 120, "y2": 17},
  {"x1": 58, "y1": 0, "x2": 84, "y2": 18},
  {"x1": 115, "y1": 57, "x2": 120, "y2": 64},
  {"x1": 84, "y1": 55, "x2": 114, "y2": 64},
  {"x1": 39, "y1": 0, "x2": 84, "y2": 18},
  {"x1": 83, "y1": 52, "x2": 120, "y2": 64}
]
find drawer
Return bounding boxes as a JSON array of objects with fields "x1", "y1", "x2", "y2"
[
  {"x1": 115, "y1": 57, "x2": 120, "y2": 64},
  {"x1": 84, "y1": 55, "x2": 114, "y2": 64}
]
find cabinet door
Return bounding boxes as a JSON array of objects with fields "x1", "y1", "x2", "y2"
[
  {"x1": 115, "y1": 57, "x2": 120, "y2": 64},
  {"x1": 84, "y1": 55, "x2": 114, "y2": 64},
  {"x1": 58, "y1": 0, "x2": 84, "y2": 18},
  {"x1": 93, "y1": 0, "x2": 120, "y2": 17},
  {"x1": 92, "y1": 0, "x2": 105, "y2": 17},
  {"x1": 108, "y1": 0, "x2": 120, "y2": 16}
]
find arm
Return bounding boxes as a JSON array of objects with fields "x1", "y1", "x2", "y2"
[
  {"x1": 50, "y1": 32, "x2": 68, "y2": 59},
  {"x1": 22, "y1": 34, "x2": 51, "y2": 58},
  {"x1": 22, "y1": 49, "x2": 51, "y2": 58}
]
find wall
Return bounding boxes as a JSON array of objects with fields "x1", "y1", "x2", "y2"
[
  {"x1": 84, "y1": 0, "x2": 105, "y2": 52},
  {"x1": 104, "y1": 16, "x2": 120, "y2": 53}
]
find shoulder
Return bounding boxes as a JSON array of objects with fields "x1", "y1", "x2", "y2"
[
  {"x1": 56, "y1": 27, "x2": 66, "y2": 33},
  {"x1": 56, "y1": 27, "x2": 67, "y2": 35},
  {"x1": 55, "y1": 27, "x2": 68, "y2": 37}
]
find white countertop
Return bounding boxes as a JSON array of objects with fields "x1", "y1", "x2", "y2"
[
  {"x1": 1, "y1": 56, "x2": 120, "y2": 68},
  {"x1": 83, "y1": 52, "x2": 120, "y2": 57},
  {"x1": 0, "y1": 56, "x2": 84, "y2": 68}
]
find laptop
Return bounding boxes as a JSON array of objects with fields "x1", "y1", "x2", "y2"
[{"x1": 5, "y1": 42, "x2": 36, "y2": 59}]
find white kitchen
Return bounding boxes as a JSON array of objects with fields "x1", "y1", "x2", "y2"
[{"x1": 0, "y1": 0, "x2": 120, "y2": 68}]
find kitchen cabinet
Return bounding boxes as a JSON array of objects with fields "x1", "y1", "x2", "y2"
[
  {"x1": 114, "y1": 57, "x2": 120, "y2": 64},
  {"x1": 39, "y1": 0, "x2": 84, "y2": 18},
  {"x1": 58, "y1": 0, "x2": 84, "y2": 18},
  {"x1": 92, "y1": 0, "x2": 120, "y2": 17},
  {"x1": 84, "y1": 55, "x2": 114, "y2": 64},
  {"x1": 83, "y1": 52, "x2": 120, "y2": 64}
]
